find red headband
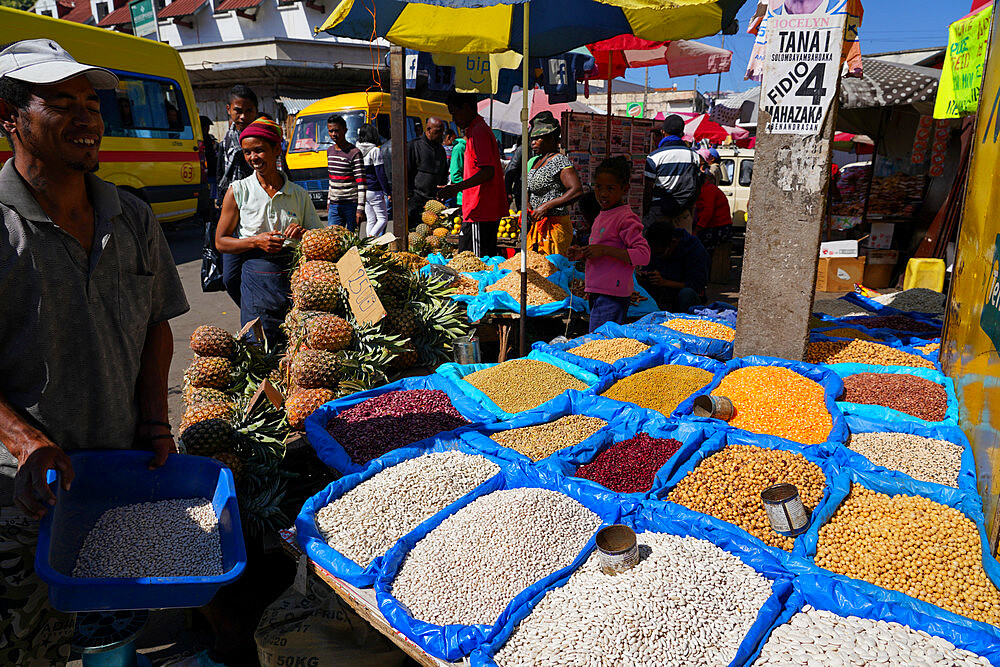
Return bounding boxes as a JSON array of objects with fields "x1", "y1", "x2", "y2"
[{"x1": 240, "y1": 117, "x2": 282, "y2": 145}]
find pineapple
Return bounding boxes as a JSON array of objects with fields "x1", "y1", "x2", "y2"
[
  {"x1": 180, "y1": 401, "x2": 235, "y2": 432},
  {"x1": 375, "y1": 271, "x2": 410, "y2": 310},
  {"x1": 189, "y1": 325, "x2": 236, "y2": 358},
  {"x1": 421, "y1": 210, "x2": 438, "y2": 225},
  {"x1": 291, "y1": 260, "x2": 339, "y2": 290},
  {"x1": 390, "y1": 251, "x2": 428, "y2": 272},
  {"x1": 183, "y1": 386, "x2": 230, "y2": 406},
  {"x1": 386, "y1": 308, "x2": 419, "y2": 338},
  {"x1": 423, "y1": 200, "x2": 446, "y2": 215},
  {"x1": 290, "y1": 349, "x2": 341, "y2": 388},
  {"x1": 424, "y1": 235, "x2": 443, "y2": 250},
  {"x1": 292, "y1": 275, "x2": 343, "y2": 312},
  {"x1": 180, "y1": 418, "x2": 235, "y2": 457},
  {"x1": 432, "y1": 227, "x2": 448, "y2": 238},
  {"x1": 300, "y1": 226, "x2": 348, "y2": 261},
  {"x1": 212, "y1": 452, "x2": 244, "y2": 485},
  {"x1": 305, "y1": 313, "x2": 353, "y2": 352},
  {"x1": 414, "y1": 223, "x2": 430, "y2": 238},
  {"x1": 185, "y1": 357, "x2": 234, "y2": 389},
  {"x1": 390, "y1": 345, "x2": 418, "y2": 371},
  {"x1": 285, "y1": 388, "x2": 335, "y2": 430}
]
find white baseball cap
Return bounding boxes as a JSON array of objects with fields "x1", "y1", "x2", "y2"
[{"x1": 0, "y1": 39, "x2": 118, "y2": 89}]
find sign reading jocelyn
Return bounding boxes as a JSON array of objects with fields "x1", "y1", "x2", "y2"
[{"x1": 761, "y1": 11, "x2": 845, "y2": 135}]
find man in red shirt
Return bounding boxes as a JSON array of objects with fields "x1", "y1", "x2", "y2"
[{"x1": 438, "y1": 92, "x2": 506, "y2": 257}]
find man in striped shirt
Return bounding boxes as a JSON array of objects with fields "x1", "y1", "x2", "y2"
[
  {"x1": 326, "y1": 115, "x2": 365, "y2": 232},
  {"x1": 642, "y1": 114, "x2": 701, "y2": 233}
]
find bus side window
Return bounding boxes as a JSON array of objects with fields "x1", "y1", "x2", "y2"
[
  {"x1": 375, "y1": 114, "x2": 391, "y2": 141},
  {"x1": 739, "y1": 159, "x2": 753, "y2": 187},
  {"x1": 719, "y1": 159, "x2": 735, "y2": 186},
  {"x1": 99, "y1": 74, "x2": 192, "y2": 140},
  {"x1": 406, "y1": 116, "x2": 422, "y2": 141}
]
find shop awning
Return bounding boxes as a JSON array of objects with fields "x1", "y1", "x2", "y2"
[
  {"x1": 158, "y1": 0, "x2": 208, "y2": 19},
  {"x1": 840, "y1": 58, "x2": 940, "y2": 110},
  {"x1": 277, "y1": 97, "x2": 324, "y2": 115},
  {"x1": 215, "y1": 0, "x2": 264, "y2": 12},
  {"x1": 98, "y1": 4, "x2": 131, "y2": 26}
]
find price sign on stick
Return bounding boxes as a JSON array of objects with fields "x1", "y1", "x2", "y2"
[
  {"x1": 337, "y1": 247, "x2": 386, "y2": 327},
  {"x1": 761, "y1": 11, "x2": 846, "y2": 135}
]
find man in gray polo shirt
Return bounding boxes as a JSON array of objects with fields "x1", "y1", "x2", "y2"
[{"x1": 0, "y1": 40, "x2": 189, "y2": 663}]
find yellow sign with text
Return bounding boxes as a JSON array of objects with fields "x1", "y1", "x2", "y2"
[
  {"x1": 935, "y1": 4, "x2": 993, "y2": 119},
  {"x1": 336, "y1": 247, "x2": 386, "y2": 327}
]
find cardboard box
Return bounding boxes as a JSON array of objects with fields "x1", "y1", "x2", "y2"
[
  {"x1": 817, "y1": 257, "x2": 866, "y2": 291},
  {"x1": 861, "y1": 249, "x2": 898, "y2": 289},
  {"x1": 820, "y1": 240, "x2": 859, "y2": 258}
]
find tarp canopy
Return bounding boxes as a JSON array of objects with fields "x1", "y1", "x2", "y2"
[{"x1": 477, "y1": 89, "x2": 604, "y2": 134}]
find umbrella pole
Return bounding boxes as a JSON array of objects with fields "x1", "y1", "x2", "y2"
[
  {"x1": 606, "y1": 52, "x2": 612, "y2": 156},
  {"x1": 519, "y1": 0, "x2": 529, "y2": 358}
]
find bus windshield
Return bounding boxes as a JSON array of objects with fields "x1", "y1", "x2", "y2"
[{"x1": 290, "y1": 111, "x2": 367, "y2": 153}]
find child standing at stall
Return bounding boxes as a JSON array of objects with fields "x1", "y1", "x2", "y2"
[{"x1": 569, "y1": 157, "x2": 651, "y2": 332}]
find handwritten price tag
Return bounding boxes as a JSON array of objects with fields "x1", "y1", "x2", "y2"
[{"x1": 336, "y1": 247, "x2": 386, "y2": 327}]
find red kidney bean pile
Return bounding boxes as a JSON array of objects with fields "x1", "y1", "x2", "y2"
[
  {"x1": 841, "y1": 373, "x2": 948, "y2": 422},
  {"x1": 326, "y1": 389, "x2": 468, "y2": 464},
  {"x1": 575, "y1": 433, "x2": 682, "y2": 493},
  {"x1": 843, "y1": 315, "x2": 940, "y2": 334}
]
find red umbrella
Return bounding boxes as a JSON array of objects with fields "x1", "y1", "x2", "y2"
[
  {"x1": 586, "y1": 35, "x2": 732, "y2": 79},
  {"x1": 674, "y1": 112, "x2": 747, "y2": 143}
]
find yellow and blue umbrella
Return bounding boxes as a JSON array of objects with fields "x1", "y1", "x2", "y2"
[{"x1": 320, "y1": 0, "x2": 745, "y2": 57}]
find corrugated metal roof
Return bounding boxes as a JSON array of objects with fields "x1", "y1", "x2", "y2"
[
  {"x1": 158, "y1": 0, "x2": 207, "y2": 18},
  {"x1": 277, "y1": 96, "x2": 324, "y2": 115}
]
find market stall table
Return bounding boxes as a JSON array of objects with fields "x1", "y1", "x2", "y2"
[{"x1": 277, "y1": 528, "x2": 461, "y2": 667}]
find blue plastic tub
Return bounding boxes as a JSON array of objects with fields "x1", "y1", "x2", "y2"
[{"x1": 36, "y1": 451, "x2": 247, "y2": 612}]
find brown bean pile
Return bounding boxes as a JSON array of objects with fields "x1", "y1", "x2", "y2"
[
  {"x1": 570, "y1": 338, "x2": 650, "y2": 365},
  {"x1": 816, "y1": 485, "x2": 1000, "y2": 625},
  {"x1": 465, "y1": 359, "x2": 588, "y2": 414},
  {"x1": 488, "y1": 268, "x2": 567, "y2": 306},
  {"x1": 841, "y1": 373, "x2": 947, "y2": 421},
  {"x1": 805, "y1": 340, "x2": 935, "y2": 368},
  {"x1": 499, "y1": 251, "x2": 557, "y2": 276},
  {"x1": 490, "y1": 415, "x2": 608, "y2": 461},
  {"x1": 667, "y1": 444, "x2": 827, "y2": 551},
  {"x1": 601, "y1": 365, "x2": 714, "y2": 416}
]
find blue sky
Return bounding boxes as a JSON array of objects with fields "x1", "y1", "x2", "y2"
[{"x1": 622, "y1": 0, "x2": 978, "y2": 94}]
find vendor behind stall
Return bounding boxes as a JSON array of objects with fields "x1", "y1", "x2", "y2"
[
  {"x1": 638, "y1": 220, "x2": 709, "y2": 313},
  {"x1": 525, "y1": 111, "x2": 583, "y2": 256},
  {"x1": 0, "y1": 39, "x2": 190, "y2": 664},
  {"x1": 216, "y1": 117, "x2": 322, "y2": 344}
]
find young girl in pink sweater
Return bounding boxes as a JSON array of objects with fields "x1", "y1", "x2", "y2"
[{"x1": 569, "y1": 157, "x2": 651, "y2": 332}]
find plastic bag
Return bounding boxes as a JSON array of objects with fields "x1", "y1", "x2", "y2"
[
  {"x1": 374, "y1": 462, "x2": 633, "y2": 661},
  {"x1": 837, "y1": 414, "x2": 977, "y2": 496},
  {"x1": 457, "y1": 391, "x2": 637, "y2": 470},
  {"x1": 630, "y1": 311, "x2": 735, "y2": 360},
  {"x1": 842, "y1": 290, "x2": 947, "y2": 321},
  {"x1": 739, "y1": 573, "x2": 1000, "y2": 667},
  {"x1": 824, "y1": 362, "x2": 959, "y2": 426},
  {"x1": 465, "y1": 268, "x2": 587, "y2": 321},
  {"x1": 674, "y1": 355, "x2": 849, "y2": 448},
  {"x1": 295, "y1": 437, "x2": 509, "y2": 588},
  {"x1": 797, "y1": 467, "x2": 1000, "y2": 637},
  {"x1": 201, "y1": 217, "x2": 224, "y2": 293},
  {"x1": 590, "y1": 345, "x2": 726, "y2": 420},
  {"x1": 530, "y1": 321, "x2": 670, "y2": 377},
  {"x1": 470, "y1": 501, "x2": 795, "y2": 667},
  {"x1": 690, "y1": 301, "x2": 738, "y2": 325},
  {"x1": 653, "y1": 428, "x2": 840, "y2": 564},
  {"x1": 547, "y1": 417, "x2": 727, "y2": 501},
  {"x1": 435, "y1": 351, "x2": 600, "y2": 421},
  {"x1": 303, "y1": 375, "x2": 498, "y2": 475}
]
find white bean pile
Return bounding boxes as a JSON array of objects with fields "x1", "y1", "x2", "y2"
[
  {"x1": 73, "y1": 498, "x2": 222, "y2": 578},
  {"x1": 315, "y1": 450, "x2": 499, "y2": 567},
  {"x1": 493, "y1": 532, "x2": 773, "y2": 667},
  {"x1": 753, "y1": 604, "x2": 990, "y2": 666},
  {"x1": 873, "y1": 288, "x2": 946, "y2": 316},
  {"x1": 391, "y1": 487, "x2": 601, "y2": 626},
  {"x1": 848, "y1": 432, "x2": 964, "y2": 488},
  {"x1": 813, "y1": 299, "x2": 870, "y2": 318}
]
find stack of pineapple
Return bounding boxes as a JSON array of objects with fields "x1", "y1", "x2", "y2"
[
  {"x1": 280, "y1": 225, "x2": 470, "y2": 431},
  {"x1": 409, "y1": 200, "x2": 456, "y2": 256},
  {"x1": 181, "y1": 325, "x2": 291, "y2": 533}
]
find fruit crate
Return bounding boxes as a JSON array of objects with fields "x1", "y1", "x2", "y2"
[{"x1": 36, "y1": 451, "x2": 246, "y2": 612}]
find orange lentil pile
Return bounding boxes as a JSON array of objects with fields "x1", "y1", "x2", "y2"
[
  {"x1": 804, "y1": 339, "x2": 935, "y2": 369},
  {"x1": 712, "y1": 366, "x2": 833, "y2": 444},
  {"x1": 661, "y1": 318, "x2": 735, "y2": 342}
]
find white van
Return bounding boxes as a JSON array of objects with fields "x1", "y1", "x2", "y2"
[{"x1": 715, "y1": 147, "x2": 754, "y2": 227}]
